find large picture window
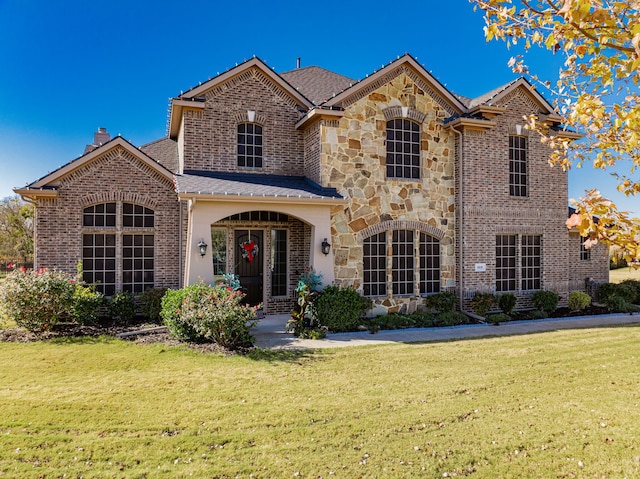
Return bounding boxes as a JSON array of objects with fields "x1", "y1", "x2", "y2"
[
  {"x1": 386, "y1": 119, "x2": 421, "y2": 179},
  {"x1": 363, "y1": 229, "x2": 441, "y2": 298},
  {"x1": 495, "y1": 234, "x2": 542, "y2": 292},
  {"x1": 82, "y1": 202, "x2": 155, "y2": 295}
]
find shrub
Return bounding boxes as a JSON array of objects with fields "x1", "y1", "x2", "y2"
[
  {"x1": 72, "y1": 284, "x2": 104, "y2": 325},
  {"x1": 471, "y1": 293, "x2": 495, "y2": 317},
  {"x1": 140, "y1": 287, "x2": 167, "y2": 323},
  {"x1": 180, "y1": 286, "x2": 258, "y2": 349},
  {"x1": 529, "y1": 309, "x2": 547, "y2": 320},
  {"x1": 604, "y1": 295, "x2": 639, "y2": 314},
  {"x1": 568, "y1": 291, "x2": 591, "y2": 312},
  {"x1": 315, "y1": 285, "x2": 371, "y2": 332},
  {"x1": 108, "y1": 291, "x2": 137, "y2": 324},
  {"x1": 497, "y1": 293, "x2": 517, "y2": 315},
  {"x1": 435, "y1": 311, "x2": 470, "y2": 327},
  {"x1": 161, "y1": 286, "x2": 202, "y2": 341},
  {"x1": 531, "y1": 290, "x2": 559, "y2": 315},
  {"x1": 597, "y1": 283, "x2": 619, "y2": 302},
  {"x1": 161, "y1": 282, "x2": 258, "y2": 349},
  {"x1": 619, "y1": 280, "x2": 640, "y2": 304},
  {"x1": 486, "y1": 312, "x2": 510, "y2": 324},
  {"x1": 288, "y1": 269, "x2": 323, "y2": 335},
  {"x1": 297, "y1": 327, "x2": 327, "y2": 339},
  {"x1": 0, "y1": 268, "x2": 75, "y2": 332},
  {"x1": 424, "y1": 292, "x2": 457, "y2": 313}
]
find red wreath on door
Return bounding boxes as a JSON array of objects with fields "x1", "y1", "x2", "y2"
[{"x1": 240, "y1": 240, "x2": 259, "y2": 263}]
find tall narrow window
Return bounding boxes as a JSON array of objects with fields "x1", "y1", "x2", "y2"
[
  {"x1": 521, "y1": 235, "x2": 541, "y2": 290},
  {"x1": 509, "y1": 135, "x2": 527, "y2": 197},
  {"x1": 580, "y1": 236, "x2": 591, "y2": 261},
  {"x1": 496, "y1": 235, "x2": 517, "y2": 292},
  {"x1": 419, "y1": 233, "x2": 440, "y2": 294},
  {"x1": 211, "y1": 228, "x2": 227, "y2": 282},
  {"x1": 237, "y1": 123, "x2": 263, "y2": 168},
  {"x1": 82, "y1": 233, "x2": 116, "y2": 296},
  {"x1": 271, "y1": 229, "x2": 287, "y2": 296},
  {"x1": 386, "y1": 119, "x2": 421, "y2": 179},
  {"x1": 122, "y1": 234, "x2": 154, "y2": 293},
  {"x1": 363, "y1": 232, "x2": 387, "y2": 296},
  {"x1": 392, "y1": 230, "x2": 414, "y2": 295}
]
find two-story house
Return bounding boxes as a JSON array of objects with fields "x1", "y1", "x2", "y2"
[{"x1": 16, "y1": 54, "x2": 608, "y2": 315}]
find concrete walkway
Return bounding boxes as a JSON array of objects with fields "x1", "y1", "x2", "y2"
[{"x1": 252, "y1": 312, "x2": 640, "y2": 350}]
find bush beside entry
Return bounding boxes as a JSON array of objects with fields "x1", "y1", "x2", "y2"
[
  {"x1": 160, "y1": 282, "x2": 259, "y2": 350},
  {"x1": 315, "y1": 286, "x2": 371, "y2": 332}
]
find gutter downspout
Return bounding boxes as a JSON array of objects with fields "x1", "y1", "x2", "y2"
[{"x1": 451, "y1": 125, "x2": 466, "y2": 314}]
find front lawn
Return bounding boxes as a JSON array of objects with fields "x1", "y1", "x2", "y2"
[{"x1": 1, "y1": 327, "x2": 639, "y2": 478}]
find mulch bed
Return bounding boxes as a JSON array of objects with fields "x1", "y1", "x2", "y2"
[{"x1": 0, "y1": 321, "x2": 234, "y2": 355}]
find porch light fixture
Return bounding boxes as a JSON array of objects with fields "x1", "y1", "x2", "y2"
[
  {"x1": 197, "y1": 239, "x2": 208, "y2": 257},
  {"x1": 321, "y1": 238, "x2": 331, "y2": 256}
]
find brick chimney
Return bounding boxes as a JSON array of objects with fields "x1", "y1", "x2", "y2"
[{"x1": 84, "y1": 127, "x2": 111, "y2": 154}]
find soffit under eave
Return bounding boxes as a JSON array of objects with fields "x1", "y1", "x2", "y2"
[
  {"x1": 321, "y1": 55, "x2": 466, "y2": 117},
  {"x1": 29, "y1": 137, "x2": 174, "y2": 190},
  {"x1": 177, "y1": 192, "x2": 346, "y2": 206}
]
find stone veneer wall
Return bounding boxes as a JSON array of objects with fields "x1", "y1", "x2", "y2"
[
  {"x1": 34, "y1": 146, "x2": 181, "y2": 290},
  {"x1": 459, "y1": 88, "x2": 572, "y2": 308},
  {"x1": 320, "y1": 72, "x2": 456, "y2": 313},
  {"x1": 180, "y1": 67, "x2": 305, "y2": 176}
]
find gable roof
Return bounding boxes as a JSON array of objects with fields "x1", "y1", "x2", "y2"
[
  {"x1": 280, "y1": 66, "x2": 355, "y2": 106},
  {"x1": 469, "y1": 77, "x2": 555, "y2": 113},
  {"x1": 15, "y1": 136, "x2": 174, "y2": 199},
  {"x1": 320, "y1": 53, "x2": 467, "y2": 115},
  {"x1": 168, "y1": 57, "x2": 315, "y2": 139}
]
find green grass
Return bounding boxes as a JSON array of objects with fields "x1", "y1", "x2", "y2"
[
  {"x1": 609, "y1": 266, "x2": 640, "y2": 283},
  {"x1": 1, "y1": 327, "x2": 640, "y2": 478}
]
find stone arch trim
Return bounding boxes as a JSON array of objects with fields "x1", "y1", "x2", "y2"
[
  {"x1": 383, "y1": 106, "x2": 427, "y2": 124},
  {"x1": 357, "y1": 220, "x2": 445, "y2": 244},
  {"x1": 79, "y1": 191, "x2": 159, "y2": 210}
]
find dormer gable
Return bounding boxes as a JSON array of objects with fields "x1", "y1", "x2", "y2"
[{"x1": 168, "y1": 57, "x2": 314, "y2": 140}]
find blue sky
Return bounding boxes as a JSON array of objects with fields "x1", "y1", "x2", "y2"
[{"x1": 0, "y1": 0, "x2": 636, "y2": 215}]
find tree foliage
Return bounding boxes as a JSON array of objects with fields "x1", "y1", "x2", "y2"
[
  {"x1": 471, "y1": 0, "x2": 640, "y2": 263},
  {"x1": 0, "y1": 196, "x2": 34, "y2": 264}
]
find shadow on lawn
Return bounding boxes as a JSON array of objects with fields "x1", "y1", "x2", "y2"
[{"x1": 246, "y1": 348, "x2": 318, "y2": 363}]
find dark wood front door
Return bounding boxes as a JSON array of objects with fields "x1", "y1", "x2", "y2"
[{"x1": 234, "y1": 230, "x2": 263, "y2": 306}]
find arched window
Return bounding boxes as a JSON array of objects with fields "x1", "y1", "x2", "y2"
[
  {"x1": 237, "y1": 123, "x2": 263, "y2": 168},
  {"x1": 82, "y1": 202, "x2": 155, "y2": 295},
  {"x1": 386, "y1": 119, "x2": 420, "y2": 179}
]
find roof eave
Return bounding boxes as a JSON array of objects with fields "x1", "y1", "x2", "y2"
[
  {"x1": 14, "y1": 188, "x2": 58, "y2": 201},
  {"x1": 323, "y1": 54, "x2": 467, "y2": 114},
  {"x1": 169, "y1": 100, "x2": 205, "y2": 140},
  {"x1": 296, "y1": 108, "x2": 344, "y2": 129},
  {"x1": 468, "y1": 105, "x2": 506, "y2": 118},
  {"x1": 445, "y1": 117, "x2": 497, "y2": 131},
  {"x1": 177, "y1": 191, "x2": 346, "y2": 205}
]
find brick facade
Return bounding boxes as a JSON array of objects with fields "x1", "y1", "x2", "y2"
[{"x1": 19, "y1": 54, "x2": 609, "y2": 316}]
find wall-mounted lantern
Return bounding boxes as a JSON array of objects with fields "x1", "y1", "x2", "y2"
[
  {"x1": 321, "y1": 238, "x2": 331, "y2": 256},
  {"x1": 197, "y1": 239, "x2": 208, "y2": 257}
]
